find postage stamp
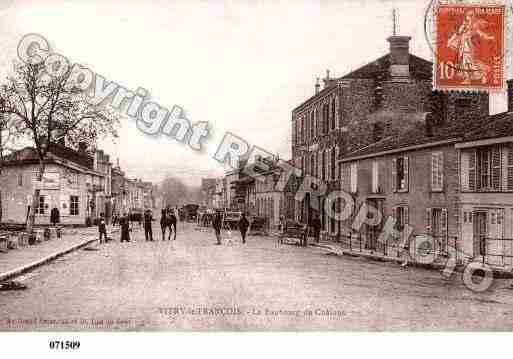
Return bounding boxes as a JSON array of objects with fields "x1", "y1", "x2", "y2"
[{"x1": 434, "y1": 3, "x2": 505, "y2": 92}]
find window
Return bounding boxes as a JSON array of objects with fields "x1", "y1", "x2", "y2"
[
  {"x1": 310, "y1": 154, "x2": 316, "y2": 178},
  {"x1": 393, "y1": 156, "x2": 409, "y2": 192},
  {"x1": 350, "y1": 162, "x2": 358, "y2": 193},
  {"x1": 322, "y1": 151, "x2": 326, "y2": 181},
  {"x1": 394, "y1": 206, "x2": 409, "y2": 231},
  {"x1": 17, "y1": 172, "x2": 23, "y2": 186},
  {"x1": 466, "y1": 146, "x2": 502, "y2": 192},
  {"x1": 331, "y1": 147, "x2": 336, "y2": 180},
  {"x1": 310, "y1": 111, "x2": 314, "y2": 139},
  {"x1": 426, "y1": 207, "x2": 448, "y2": 254},
  {"x1": 70, "y1": 195, "x2": 79, "y2": 216},
  {"x1": 431, "y1": 151, "x2": 444, "y2": 191},
  {"x1": 330, "y1": 99, "x2": 336, "y2": 130},
  {"x1": 323, "y1": 103, "x2": 329, "y2": 134},
  {"x1": 35, "y1": 195, "x2": 46, "y2": 215},
  {"x1": 372, "y1": 160, "x2": 379, "y2": 193},
  {"x1": 301, "y1": 117, "x2": 305, "y2": 143}
]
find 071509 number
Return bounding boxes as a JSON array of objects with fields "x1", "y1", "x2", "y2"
[{"x1": 49, "y1": 341, "x2": 80, "y2": 350}]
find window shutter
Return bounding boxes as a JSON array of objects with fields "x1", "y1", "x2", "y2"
[
  {"x1": 441, "y1": 208, "x2": 448, "y2": 249},
  {"x1": 431, "y1": 153, "x2": 437, "y2": 191},
  {"x1": 392, "y1": 158, "x2": 397, "y2": 192},
  {"x1": 492, "y1": 146, "x2": 501, "y2": 190},
  {"x1": 317, "y1": 150, "x2": 322, "y2": 180},
  {"x1": 335, "y1": 146, "x2": 340, "y2": 182},
  {"x1": 469, "y1": 149, "x2": 476, "y2": 191},
  {"x1": 327, "y1": 149, "x2": 331, "y2": 180},
  {"x1": 426, "y1": 208, "x2": 432, "y2": 234},
  {"x1": 508, "y1": 144, "x2": 513, "y2": 191},
  {"x1": 404, "y1": 156, "x2": 409, "y2": 192},
  {"x1": 439, "y1": 152, "x2": 444, "y2": 190}
]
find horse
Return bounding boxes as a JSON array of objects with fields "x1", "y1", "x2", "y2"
[{"x1": 160, "y1": 208, "x2": 177, "y2": 241}]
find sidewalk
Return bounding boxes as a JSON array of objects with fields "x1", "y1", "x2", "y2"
[
  {"x1": 310, "y1": 239, "x2": 513, "y2": 278},
  {"x1": 0, "y1": 228, "x2": 105, "y2": 282}
]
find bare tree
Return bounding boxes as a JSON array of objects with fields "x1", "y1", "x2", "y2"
[{"x1": 0, "y1": 61, "x2": 119, "y2": 233}]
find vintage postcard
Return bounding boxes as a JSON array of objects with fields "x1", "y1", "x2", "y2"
[{"x1": 1, "y1": 1, "x2": 513, "y2": 352}]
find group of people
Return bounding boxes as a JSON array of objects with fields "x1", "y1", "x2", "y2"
[
  {"x1": 97, "y1": 208, "x2": 169, "y2": 243},
  {"x1": 211, "y1": 211, "x2": 250, "y2": 245}
]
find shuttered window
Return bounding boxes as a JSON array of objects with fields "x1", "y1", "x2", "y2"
[
  {"x1": 508, "y1": 144, "x2": 513, "y2": 191},
  {"x1": 331, "y1": 147, "x2": 336, "y2": 180},
  {"x1": 350, "y1": 162, "x2": 358, "y2": 193},
  {"x1": 491, "y1": 146, "x2": 501, "y2": 191},
  {"x1": 393, "y1": 156, "x2": 409, "y2": 192},
  {"x1": 372, "y1": 160, "x2": 379, "y2": 193},
  {"x1": 426, "y1": 208, "x2": 432, "y2": 234},
  {"x1": 469, "y1": 149, "x2": 476, "y2": 191},
  {"x1": 431, "y1": 151, "x2": 444, "y2": 191},
  {"x1": 322, "y1": 151, "x2": 326, "y2": 181}
]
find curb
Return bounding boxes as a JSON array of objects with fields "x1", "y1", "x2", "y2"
[
  {"x1": 0, "y1": 237, "x2": 98, "y2": 283},
  {"x1": 312, "y1": 243, "x2": 513, "y2": 278}
]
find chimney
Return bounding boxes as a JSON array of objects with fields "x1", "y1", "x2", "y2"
[
  {"x1": 315, "y1": 77, "x2": 320, "y2": 94},
  {"x1": 323, "y1": 69, "x2": 331, "y2": 88},
  {"x1": 387, "y1": 35, "x2": 411, "y2": 81},
  {"x1": 78, "y1": 141, "x2": 88, "y2": 153}
]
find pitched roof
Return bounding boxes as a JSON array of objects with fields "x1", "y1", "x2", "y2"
[
  {"x1": 3, "y1": 143, "x2": 94, "y2": 169},
  {"x1": 340, "y1": 54, "x2": 432, "y2": 81},
  {"x1": 293, "y1": 53, "x2": 432, "y2": 114},
  {"x1": 461, "y1": 112, "x2": 513, "y2": 142},
  {"x1": 341, "y1": 111, "x2": 513, "y2": 161},
  {"x1": 340, "y1": 115, "x2": 487, "y2": 161}
]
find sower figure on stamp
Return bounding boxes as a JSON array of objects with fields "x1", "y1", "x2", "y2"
[
  {"x1": 144, "y1": 209, "x2": 153, "y2": 241},
  {"x1": 98, "y1": 212, "x2": 107, "y2": 244},
  {"x1": 238, "y1": 212, "x2": 249, "y2": 244},
  {"x1": 448, "y1": 9, "x2": 495, "y2": 85}
]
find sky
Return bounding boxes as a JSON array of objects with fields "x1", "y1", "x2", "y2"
[{"x1": 0, "y1": 0, "x2": 510, "y2": 186}]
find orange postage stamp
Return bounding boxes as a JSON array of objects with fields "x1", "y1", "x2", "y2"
[{"x1": 434, "y1": 4, "x2": 505, "y2": 92}]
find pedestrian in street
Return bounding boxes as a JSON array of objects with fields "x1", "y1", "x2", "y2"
[
  {"x1": 169, "y1": 207, "x2": 177, "y2": 240},
  {"x1": 238, "y1": 212, "x2": 250, "y2": 244},
  {"x1": 312, "y1": 214, "x2": 321, "y2": 244},
  {"x1": 144, "y1": 209, "x2": 154, "y2": 241},
  {"x1": 212, "y1": 211, "x2": 223, "y2": 245},
  {"x1": 98, "y1": 212, "x2": 107, "y2": 244},
  {"x1": 120, "y1": 212, "x2": 131, "y2": 242},
  {"x1": 50, "y1": 207, "x2": 60, "y2": 226}
]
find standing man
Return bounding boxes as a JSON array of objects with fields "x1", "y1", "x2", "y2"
[
  {"x1": 120, "y1": 212, "x2": 131, "y2": 243},
  {"x1": 212, "y1": 211, "x2": 223, "y2": 245},
  {"x1": 312, "y1": 214, "x2": 321, "y2": 244},
  {"x1": 169, "y1": 207, "x2": 177, "y2": 240},
  {"x1": 144, "y1": 209, "x2": 154, "y2": 241},
  {"x1": 98, "y1": 213, "x2": 107, "y2": 244},
  {"x1": 50, "y1": 206, "x2": 60, "y2": 227},
  {"x1": 238, "y1": 213, "x2": 249, "y2": 244}
]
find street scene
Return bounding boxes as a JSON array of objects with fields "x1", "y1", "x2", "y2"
[
  {"x1": 2, "y1": 221, "x2": 513, "y2": 331},
  {"x1": 1, "y1": 0, "x2": 513, "y2": 334}
]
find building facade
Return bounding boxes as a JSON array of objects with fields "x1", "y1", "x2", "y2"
[
  {"x1": 0, "y1": 145, "x2": 107, "y2": 226},
  {"x1": 291, "y1": 32, "x2": 489, "y2": 239}
]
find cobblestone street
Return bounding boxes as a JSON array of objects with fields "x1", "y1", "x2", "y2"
[{"x1": 1, "y1": 222, "x2": 513, "y2": 331}]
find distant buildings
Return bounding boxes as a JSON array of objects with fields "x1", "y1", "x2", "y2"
[{"x1": 0, "y1": 143, "x2": 154, "y2": 226}]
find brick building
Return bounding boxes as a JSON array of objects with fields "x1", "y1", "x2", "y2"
[{"x1": 291, "y1": 32, "x2": 489, "y2": 238}]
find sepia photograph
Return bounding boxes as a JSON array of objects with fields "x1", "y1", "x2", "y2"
[{"x1": 1, "y1": 1, "x2": 513, "y2": 352}]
